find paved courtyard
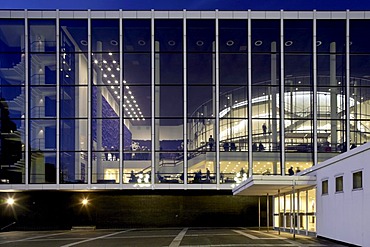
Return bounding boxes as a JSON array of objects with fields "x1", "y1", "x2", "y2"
[{"x1": 0, "y1": 227, "x2": 347, "y2": 247}]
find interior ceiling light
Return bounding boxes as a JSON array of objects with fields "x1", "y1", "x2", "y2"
[
  {"x1": 138, "y1": 40, "x2": 146, "y2": 46},
  {"x1": 110, "y1": 40, "x2": 118, "y2": 46},
  {"x1": 80, "y1": 40, "x2": 88, "y2": 46},
  {"x1": 285, "y1": 41, "x2": 293, "y2": 46},
  {"x1": 226, "y1": 40, "x2": 234, "y2": 46},
  {"x1": 168, "y1": 40, "x2": 176, "y2": 46},
  {"x1": 254, "y1": 40, "x2": 263, "y2": 46},
  {"x1": 316, "y1": 41, "x2": 322, "y2": 46},
  {"x1": 196, "y1": 40, "x2": 204, "y2": 46}
]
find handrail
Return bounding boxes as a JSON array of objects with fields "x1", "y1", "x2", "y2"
[{"x1": 1, "y1": 222, "x2": 16, "y2": 231}]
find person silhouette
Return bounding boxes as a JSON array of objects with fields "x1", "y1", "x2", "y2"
[
  {"x1": 262, "y1": 123, "x2": 267, "y2": 135},
  {"x1": 288, "y1": 166, "x2": 294, "y2": 176},
  {"x1": 208, "y1": 135, "x2": 215, "y2": 151}
]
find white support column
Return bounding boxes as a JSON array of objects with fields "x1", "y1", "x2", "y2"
[
  {"x1": 278, "y1": 189, "x2": 281, "y2": 235},
  {"x1": 346, "y1": 10, "x2": 350, "y2": 151},
  {"x1": 151, "y1": 10, "x2": 155, "y2": 187},
  {"x1": 215, "y1": 10, "x2": 220, "y2": 187},
  {"x1": 183, "y1": 10, "x2": 188, "y2": 186},
  {"x1": 25, "y1": 10, "x2": 29, "y2": 185},
  {"x1": 119, "y1": 10, "x2": 123, "y2": 185},
  {"x1": 267, "y1": 193, "x2": 270, "y2": 232},
  {"x1": 280, "y1": 10, "x2": 286, "y2": 175},
  {"x1": 305, "y1": 190, "x2": 309, "y2": 235},
  {"x1": 247, "y1": 9, "x2": 253, "y2": 177},
  {"x1": 56, "y1": 10, "x2": 60, "y2": 185},
  {"x1": 87, "y1": 9, "x2": 92, "y2": 186},
  {"x1": 313, "y1": 11, "x2": 318, "y2": 166},
  {"x1": 258, "y1": 196, "x2": 261, "y2": 230}
]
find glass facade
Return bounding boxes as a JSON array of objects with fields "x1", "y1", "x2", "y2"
[{"x1": 0, "y1": 10, "x2": 368, "y2": 187}]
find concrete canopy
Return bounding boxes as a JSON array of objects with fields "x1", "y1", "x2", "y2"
[{"x1": 232, "y1": 175, "x2": 316, "y2": 196}]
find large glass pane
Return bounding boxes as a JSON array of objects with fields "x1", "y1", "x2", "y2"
[
  {"x1": 123, "y1": 19, "x2": 151, "y2": 53},
  {"x1": 29, "y1": 151, "x2": 56, "y2": 183},
  {"x1": 124, "y1": 53, "x2": 150, "y2": 85},
  {"x1": 60, "y1": 151, "x2": 87, "y2": 184},
  {"x1": 60, "y1": 53, "x2": 88, "y2": 85},
  {"x1": 187, "y1": 19, "x2": 215, "y2": 53},
  {"x1": 60, "y1": 19, "x2": 88, "y2": 53},
  {"x1": 60, "y1": 86, "x2": 88, "y2": 118},
  {"x1": 317, "y1": 20, "x2": 346, "y2": 54},
  {"x1": 187, "y1": 53, "x2": 214, "y2": 85},
  {"x1": 60, "y1": 119, "x2": 88, "y2": 151},
  {"x1": 29, "y1": 86, "x2": 56, "y2": 118},
  {"x1": 29, "y1": 20, "x2": 56, "y2": 53},
  {"x1": 284, "y1": 20, "x2": 313, "y2": 53},
  {"x1": 220, "y1": 54, "x2": 247, "y2": 85},
  {"x1": 0, "y1": 19, "x2": 25, "y2": 52},
  {"x1": 219, "y1": 20, "x2": 247, "y2": 53},
  {"x1": 0, "y1": 118, "x2": 25, "y2": 183},
  {"x1": 92, "y1": 118, "x2": 119, "y2": 184},
  {"x1": 252, "y1": 20, "x2": 280, "y2": 53},
  {"x1": 0, "y1": 53, "x2": 25, "y2": 86},
  {"x1": 92, "y1": 19, "x2": 119, "y2": 52},
  {"x1": 155, "y1": 19, "x2": 183, "y2": 52},
  {"x1": 154, "y1": 118, "x2": 183, "y2": 184}
]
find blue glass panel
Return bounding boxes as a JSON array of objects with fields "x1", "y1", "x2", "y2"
[
  {"x1": 219, "y1": 20, "x2": 247, "y2": 53},
  {"x1": 284, "y1": 20, "x2": 313, "y2": 53},
  {"x1": 60, "y1": 53, "x2": 88, "y2": 85},
  {"x1": 0, "y1": 19, "x2": 25, "y2": 52},
  {"x1": 220, "y1": 54, "x2": 247, "y2": 85},
  {"x1": 124, "y1": 53, "x2": 150, "y2": 85},
  {"x1": 29, "y1": 119, "x2": 56, "y2": 151},
  {"x1": 155, "y1": 19, "x2": 183, "y2": 52},
  {"x1": 251, "y1": 20, "x2": 280, "y2": 53},
  {"x1": 92, "y1": 19, "x2": 119, "y2": 52},
  {"x1": 317, "y1": 20, "x2": 346, "y2": 54},
  {"x1": 60, "y1": 19, "x2": 88, "y2": 53},
  {"x1": 29, "y1": 19, "x2": 56, "y2": 53},
  {"x1": 0, "y1": 86, "x2": 25, "y2": 118},
  {"x1": 60, "y1": 151, "x2": 87, "y2": 184},
  {"x1": 187, "y1": 53, "x2": 214, "y2": 85},
  {"x1": 0, "y1": 53, "x2": 25, "y2": 86},
  {"x1": 123, "y1": 19, "x2": 151, "y2": 52},
  {"x1": 29, "y1": 151, "x2": 56, "y2": 184},
  {"x1": 187, "y1": 20, "x2": 215, "y2": 52},
  {"x1": 60, "y1": 119, "x2": 88, "y2": 151}
]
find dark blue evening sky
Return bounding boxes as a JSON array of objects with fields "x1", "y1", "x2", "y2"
[{"x1": 0, "y1": 0, "x2": 369, "y2": 11}]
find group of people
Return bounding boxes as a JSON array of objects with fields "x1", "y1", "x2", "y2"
[
  {"x1": 288, "y1": 166, "x2": 301, "y2": 176},
  {"x1": 104, "y1": 146, "x2": 119, "y2": 161},
  {"x1": 252, "y1": 142, "x2": 265, "y2": 151}
]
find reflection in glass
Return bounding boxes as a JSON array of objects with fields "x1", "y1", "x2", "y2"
[
  {"x1": 29, "y1": 20, "x2": 56, "y2": 53},
  {"x1": 29, "y1": 151, "x2": 56, "y2": 183},
  {"x1": 0, "y1": 19, "x2": 25, "y2": 52},
  {"x1": 60, "y1": 19, "x2": 88, "y2": 53},
  {"x1": 92, "y1": 19, "x2": 119, "y2": 52},
  {"x1": 60, "y1": 151, "x2": 87, "y2": 184}
]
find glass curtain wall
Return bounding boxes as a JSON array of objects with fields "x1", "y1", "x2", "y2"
[
  {"x1": 59, "y1": 20, "x2": 88, "y2": 184},
  {"x1": 349, "y1": 20, "x2": 370, "y2": 148},
  {"x1": 219, "y1": 20, "x2": 248, "y2": 183},
  {"x1": 284, "y1": 20, "x2": 314, "y2": 175},
  {"x1": 123, "y1": 20, "x2": 152, "y2": 184},
  {"x1": 187, "y1": 19, "x2": 215, "y2": 184},
  {"x1": 91, "y1": 20, "x2": 120, "y2": 183},
  {"x1": 251, "y1": 20, "x2": 281, "y2": 175},
  {"x1": 29, "y1": 20, "x2": 57, "y2": 183},
  {"x1": 154, "y1": 19, "x2": 183, "y2": 184},
  {"x1": 273, "y1": 188, "x2": 316, "y2": 234},
  {"x1": 317, "y1": 20, "x2": 347, "y2": 163},
  {"x1": 0, "y1": 20, "x2": 25, "y2": 183}
]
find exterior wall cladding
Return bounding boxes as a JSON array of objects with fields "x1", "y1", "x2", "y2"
[{"x1": 0, "y1": 9, "x2": 369, "y2": 228}]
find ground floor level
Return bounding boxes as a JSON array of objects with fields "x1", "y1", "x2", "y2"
[{"x1": 0, "y1": 227, "x2": 348, "y2": 247}]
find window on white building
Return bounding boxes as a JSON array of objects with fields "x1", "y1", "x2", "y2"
[
  {"x1": 353, "y1": 171, "x2": 363, "y2": 190},
  {"x1": 322, "y1": 180, "x2": 328, "y2": 195},
  {"x1": 335, "y1": 176, "x2": 343, "y2": 192}
]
